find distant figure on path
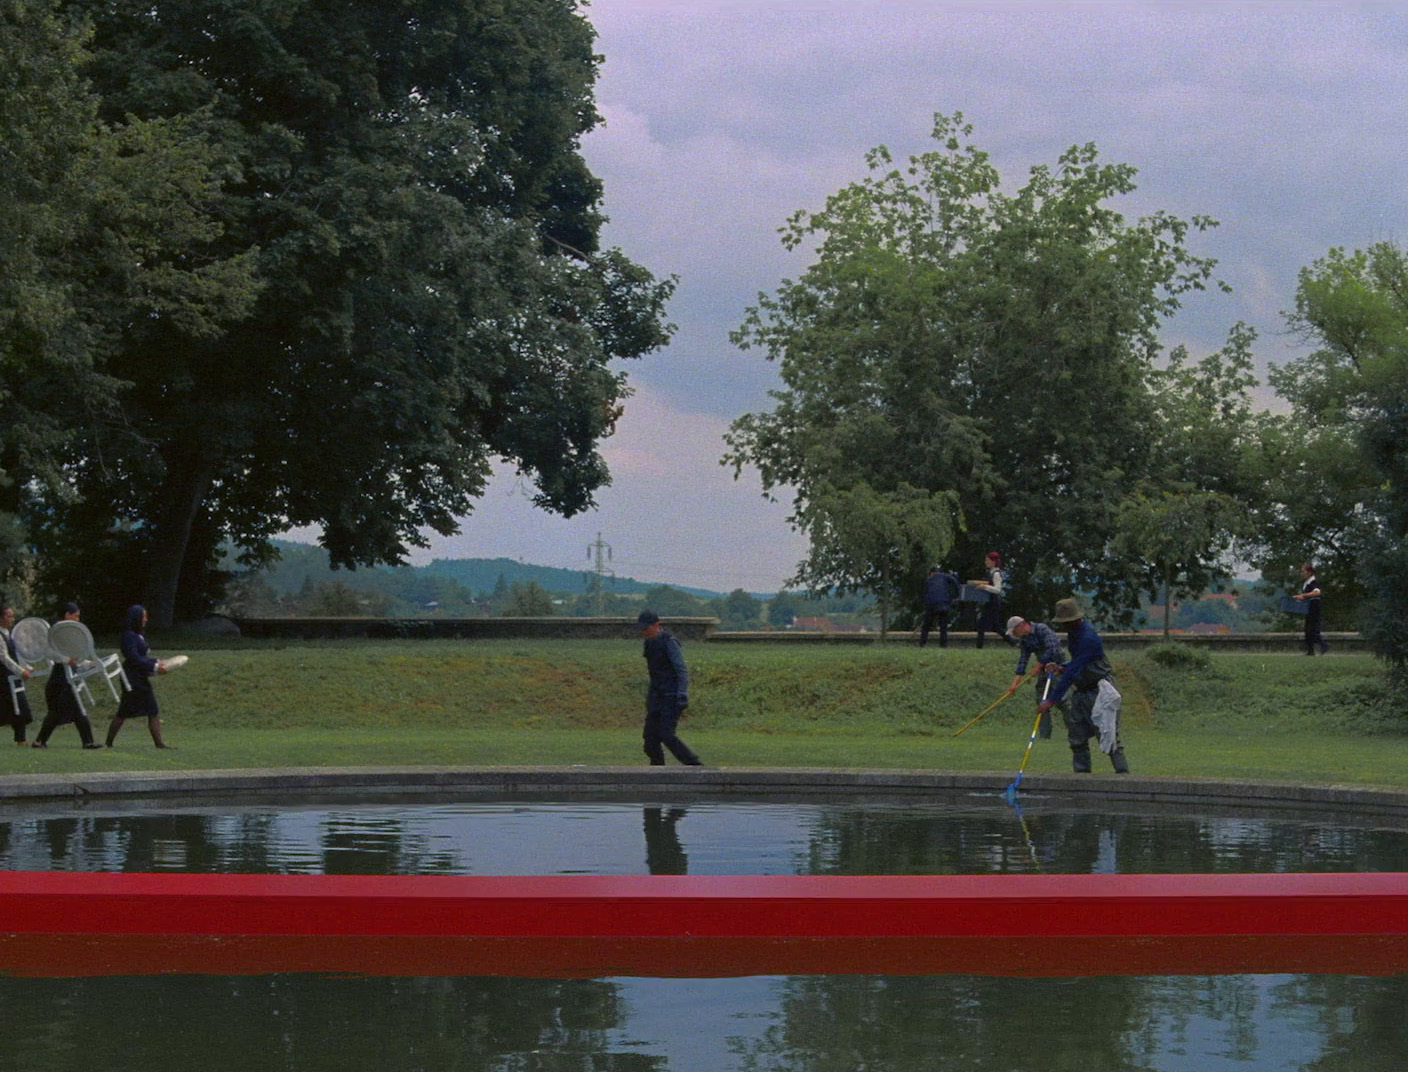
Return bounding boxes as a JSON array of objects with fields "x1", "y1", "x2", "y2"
[
  {"x1": 0, "y1": 604, "x2": 34, "y2": 745},
  {"x1": 919, "y1": 565, "x2": 960, "y2": 648},
  {"x1": 638, "y1": 609, "x2": 702, "y2": 767},
  {"x1": 1005, "y1": 615, "x2": 1066, "y2": 739},
  {"x1": 969, "y1": 552, "x2": 1009, "y2": 649},
  {"x1": 1294, "y1": 562, "x2": 1328, "y2": 656},
  {"x1": 105, "y1": 605, "x2": 172, "y2": 749},
  {"x1": 33, "y1": 602, "x2": 102, "y2": 749},
  {"x1": 1038, "y1": 598, "x2": 1129, "y2": 774}
]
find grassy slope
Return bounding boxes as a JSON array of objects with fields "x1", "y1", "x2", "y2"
[{"x1": 11, "y1": 639, "x2": 1407, "y2": 787}]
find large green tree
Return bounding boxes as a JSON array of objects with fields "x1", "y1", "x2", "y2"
[
  {"x1": 0, "y1": 0, "x2": 258, "y2": 600},
  {"x1": 29, "y1": 0, "x2": 673, "y2": 625},
  {"x1": 725, "y1": 114, "x2": 1224, "y2": 621},
  {"x1": 1264, "y1": 242, "x2": 1408, "y2": 676},
  {"x1": 1111, "y1": 324, "x2": 1262, "y2": 633}
]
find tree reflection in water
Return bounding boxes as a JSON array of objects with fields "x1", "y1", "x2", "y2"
[{"x1": 0, "y1": 795, "x2": 1403, "y2": 1070}]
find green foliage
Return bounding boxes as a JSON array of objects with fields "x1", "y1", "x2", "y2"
[
  {"x1": 1265, "y1": 242, "x2": 1408, "y2": 674},
  {"x1": 1141, "y1": 643, "x2": 1212, "y2": 673},
  {"x1": 500, "y1": 581, "x2": 556, "y2": 617},
  {"x1": 18, "y1": 0, "x2": 674, "y2": 626},
  {"x1": 720, "y1": 588, "x2": 762, "y2": 629},
  {"x1": 726, "y1": 113, "x2": 1229, "y2": 624},
  {"x1": 0, "y1": 0, "x2": 259, "y2": 598}
]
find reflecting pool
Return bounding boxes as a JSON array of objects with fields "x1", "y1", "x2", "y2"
[{"x1": 1, "y1": 792, "x2": 1405, "y2": 1071}]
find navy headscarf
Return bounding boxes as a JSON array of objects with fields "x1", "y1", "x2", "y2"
[{"x1": 124, "y1": 605, "x2": 146, "y2": 634}]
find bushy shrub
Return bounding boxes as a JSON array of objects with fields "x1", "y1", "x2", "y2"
[{"x1": 1143, "y1": 642, "x2": 1212, "y2": 672}]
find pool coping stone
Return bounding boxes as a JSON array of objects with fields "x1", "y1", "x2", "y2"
[{"x1": 0, "y1": 766, "x2": 1405, "y2": 818}]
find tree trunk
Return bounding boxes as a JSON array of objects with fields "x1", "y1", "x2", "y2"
[{"x1": 143, "y1": 448, "x2": 216, "y2": 629}]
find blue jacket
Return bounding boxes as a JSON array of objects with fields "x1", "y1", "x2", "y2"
[
  {"x1": 1015, "y1": 622, "x2": 1064, "y2": 676},
  {"x1": 643, "y1": 629, "x2": 688, "y2": 703},
  {"x1": 120, "y1": 604, "x2": 157, "y2": 680},
  {"x1": 924, "y1": 571, "x2": 960, "y2": 609},
  {"x1": 1049, "y1": 620, "x2": 1112, "y2": 704}
]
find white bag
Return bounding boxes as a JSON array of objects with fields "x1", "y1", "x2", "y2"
[{"x1": 1091, "y1": 678, "x2": 1122, "y2": 754}]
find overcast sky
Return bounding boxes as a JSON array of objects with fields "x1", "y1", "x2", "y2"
[{"x1": 406, "y1": 0, "x2": 1408, "y2": 594}]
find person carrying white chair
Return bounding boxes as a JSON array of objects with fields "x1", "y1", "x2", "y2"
[
  {"x1": 0, "y1": 603, "x2": 36, "y2": 745},
  {"x1": 32, "y1": 603, "x2": 104, "y2": 749}
]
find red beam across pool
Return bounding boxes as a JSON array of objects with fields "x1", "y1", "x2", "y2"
[{"x1": 0, "y1": 871, "x2": 1403, "y2": 978}]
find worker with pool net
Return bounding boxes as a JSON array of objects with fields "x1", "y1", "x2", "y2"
[{"x1": 1037, "y1": 598, "x2": 1130, "y2": 774}]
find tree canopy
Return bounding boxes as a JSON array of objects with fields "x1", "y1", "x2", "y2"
[
  {"x1": 1262, "y1": 242, "x2": 1408, "y2": 675},
  {"x1": 725, "y1": 114, "x2": 1229, "y2": 622},
  {"x1": 7, "y1": 0, "x2": 674, "y2": 624}
]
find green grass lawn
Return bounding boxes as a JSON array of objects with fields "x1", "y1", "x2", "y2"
[{"x1": 11, "y1": 638, "x2": 1407, "y2": 788}]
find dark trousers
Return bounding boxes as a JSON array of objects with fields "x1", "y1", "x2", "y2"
[
  {"x1": 1063, "y1": 685, "x2": 1128, "y2": 773},
  {"x1": 918, "y1": 605, "x2": 950, "y2": 647},
  {"x1": 4, "y1": 678, "x2": 31, "y2": 742},
  {"x1": 643, "y1": 696, "x2": 700, "y2": 766},
  {"x1": 37, "y1": 676, "x2": 95, "y2": 746},
  {"x1": 1304, "y1": 604, "x2": 1327, "y2": 655},
  {"x1": 975, "y1": 599, "x2": 1009, "y2": 649}
]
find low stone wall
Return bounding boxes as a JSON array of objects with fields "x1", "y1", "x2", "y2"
[
  {"x1": 233, "y1": 616, "x2": 720, "y2": 641},
  {"x1": 709, "y1": 630, "x2": 1370, "y2": 652},
  {"x1": 230, "y1": 617, "x2": 1364, "y2": 652}
]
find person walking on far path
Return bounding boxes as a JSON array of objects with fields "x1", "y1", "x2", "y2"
[
  {"x1": 1038, "y1": 598, "x2": 1129, "y2": 774},
  {"x1": 1005, "y1": 615, "x2": 1066, "y2": 739},
  {"x1": 919, "y1": 565, "x2": 960, "y2": 648},
  {"x1": 1294, "y1": 562, "x2": 1328, "y2": 655},
  {"x1": 638, "y1": 609, "x2": 702, "y2": 767},
  {"x1": 969, "y1": 552, "x2": 1009, "y2": 649}
]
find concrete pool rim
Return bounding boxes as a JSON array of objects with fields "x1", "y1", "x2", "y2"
[{"x1": 0, "y1": 766, "x2": 1405, "y2": 818}]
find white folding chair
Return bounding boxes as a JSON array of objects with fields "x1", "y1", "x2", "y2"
[
  {"x1": 48, "y1": 619, "x2": 128, "y2": 715},
  {"x1": 6, "y1": 617, "x2": 52, "y2": 718}
]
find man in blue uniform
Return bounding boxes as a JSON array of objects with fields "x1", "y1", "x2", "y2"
[
  {"x1": 1004, "y1": 615, "x2": 1065, "y2": 739},
  {"x1": 919, "y1": 565, "x2": 960, "y2": 648},
  {"x1": 638, "y1": 609, "x2": 702, "y2": 766},
  {"x1": 1037, "y1": 598, "x2": 1129, "y2": 774}
]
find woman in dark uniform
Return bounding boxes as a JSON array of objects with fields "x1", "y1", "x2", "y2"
[
  {"x1": 33, "y1": 602, "x2": 102, "y2": 749},
  {"x1": 105, "y1": 605, "x2": 172, "y2": 748}
]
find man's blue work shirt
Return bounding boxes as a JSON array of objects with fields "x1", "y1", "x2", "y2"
[
  {"x1": 1049, "y1": 620, "x2": 1108, "y2": 704},
  {"x1": 1015, "y1": 622, "x2": 1064, "y2": 676},
  {"x1": 924, "y1": 571, "x2": 960, "y2": 608},
  {"x1": 643, "y1": 629, "x2": 689, "y2": 703}
]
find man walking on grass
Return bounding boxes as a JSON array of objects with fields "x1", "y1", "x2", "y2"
[
  {"x1": 638, "y1": 610, "x2": 703, "y2": 767},
  {"x1": 1038, "y1": 598, "x2": 1129, "y2": 774}
]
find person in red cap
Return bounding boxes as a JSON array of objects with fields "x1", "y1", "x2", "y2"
[{"x1": 968, "y1": 552, "x2": 1008, "y2": 649}]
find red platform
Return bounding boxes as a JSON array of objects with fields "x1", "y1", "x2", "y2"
[{"x1": 0, "y1": 870, "x2": 1404, "y2": 978}]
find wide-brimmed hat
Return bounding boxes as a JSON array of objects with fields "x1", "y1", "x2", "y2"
[{"x1": 1052, "y1": 598, "x2": 1084, "y2": 624}]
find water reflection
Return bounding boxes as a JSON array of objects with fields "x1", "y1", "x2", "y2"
[
  {"x1": 643, "y1": 805, "x2": 689, "y2": 875},
  {"x1": 0, "y1": 795, "x2": 1404, "y2": 1070},
  {"x1": 4, "y1": 795, "x2": 1406, "y2": 877},
  {"x1": 1, "y1": 971, "x2": 1403, "y2": 1071}
]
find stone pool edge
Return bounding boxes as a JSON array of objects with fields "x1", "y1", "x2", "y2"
[{"x1": 0, "y1": 766, "x2": 1405, "y2": 817}]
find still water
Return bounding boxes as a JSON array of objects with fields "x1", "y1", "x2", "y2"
[{"x1": 0, "y1": 792, "x2": 1405, "y2": 1071}]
